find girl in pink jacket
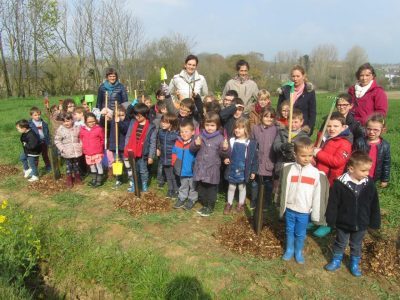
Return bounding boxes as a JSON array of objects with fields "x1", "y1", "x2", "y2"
[{"x1": 79, "y1": 112, "x2": 105, "y2": 187}]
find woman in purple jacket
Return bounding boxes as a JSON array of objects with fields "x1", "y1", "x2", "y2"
[{"x1": 348, "y1": 63, "x2": 388, "y2": 126}]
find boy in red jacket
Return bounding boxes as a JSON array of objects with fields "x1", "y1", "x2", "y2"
[{"x1": 312, "y1": 112, "x2": 353, "y2": 237}]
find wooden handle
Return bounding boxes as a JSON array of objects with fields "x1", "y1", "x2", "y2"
[
  {"x1": 288, "y1": 92, "x2": 294, "y2": 143},
  {"x1": 104, "y1": 92, "x2": 108, "y2": 150}
]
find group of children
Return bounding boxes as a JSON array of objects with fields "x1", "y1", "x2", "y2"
[{"x1": 15, "y1": 86, "x2": 390, "y2": 277}]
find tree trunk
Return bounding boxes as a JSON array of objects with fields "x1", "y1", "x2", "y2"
[{"x1": 0, "y1": 32, "x2": 12, "y2": 97}]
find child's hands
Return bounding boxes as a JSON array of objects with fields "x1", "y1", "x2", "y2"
[
  {"x1": 147, "y1": 158, "x2": 154, "y2": 165},
  {"x1": 302, "y1": 125, "x2": 311, "y2": 134},
  {"x1": 380, "y1": 182, "x2": 388, "y2": 188},
  {"x1": 195, "y1": 136, "x2": 202, "y2": 146},
  {"x1": 224, "y1": 158, "x2": 230, "y2": 165},
  {"x1": 222, "y1": 138, "x2": 229, "y2": 151},
  {"x1": 156, "y1": 149, "x2": 161, "y2": 157},
  {"x1": 313, "y1": 148, "x2": 321, "y2": 157},
  {"x1": 250, "y1": 173, "x2": 255, "y2": 180}
]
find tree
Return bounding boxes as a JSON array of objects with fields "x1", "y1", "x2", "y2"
[
  {"x1": 344, "y1": 45, "x2": 369, "y2": 86},
  {"x1": 309, "y1": 44, "x2": 338, "y2": 90}
]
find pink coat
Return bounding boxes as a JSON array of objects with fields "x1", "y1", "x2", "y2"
[
  {"x1": 348, "y1": 80, "x2": 388, "y2": 125},
  {"x1": 79, "y1": 125, "x2": 104, "y2": 156}
]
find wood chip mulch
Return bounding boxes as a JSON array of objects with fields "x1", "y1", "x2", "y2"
[
  {"x1": 114, "y1": 191, "x2": 171, "y2": 216},
  {"x1": 27, "y1": 175, "x2": 66, "y2": 195},
  {"x1": 0, "y1": 164, "x2": 20, "y2": 179},
  {"x1": 214, "y1": 216, "x2": 285, "y2": 259}
]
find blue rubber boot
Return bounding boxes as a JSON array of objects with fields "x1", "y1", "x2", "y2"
[
  {"x1": 294, "y1": 237, "x2": 305, "y2": 264},
  {"x1": 127, "y1": 179, "x2": 135, "y2": 193},
  {"x1": 325, "y1": 253, "x2": 343, "y2": 271},
  {"x1": 142, "y1": 181, "x2": 148, "y2": 192},
  {"x1": 282, "y1": 234, "x2": 295, "y2": 261},
  {"x1": 313, "y1": 225, "x2": 331, "y2": 238},
  {"x1": 350, "y1": 256, "x2": 362, "y2": 277}
]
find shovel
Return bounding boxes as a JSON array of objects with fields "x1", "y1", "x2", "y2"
[{"x1": 112, "y1": 101, "x2": 123, "y2": 176}]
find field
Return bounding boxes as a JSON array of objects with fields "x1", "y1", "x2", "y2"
[{"x1": 0, "y1": 93, "x2": 399, "y2": 299}]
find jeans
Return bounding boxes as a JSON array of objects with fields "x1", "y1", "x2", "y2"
[
  {"x1": 285, "y1": 208, "x2": 309, "y2": 240},
  {"x1": 20, "y1": 153, "x2": 39, "y2": 177},
  {"x1": 251, "y1": 175, "x2": 273, "y2": 208},
  {"x1": 332, "y1": 228, "x2": 367, "y2": 257},
  {"x1": 157, "y1": 159, "x2": 165, "y2": 185},
  {"x1": 136, "y1": 157, "x2": 149, "y2": 185}
]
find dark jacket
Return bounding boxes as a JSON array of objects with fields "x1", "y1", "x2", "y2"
[
  {"x1": 29, "y1": 119, "x2": 50, "y2": 145},
  {"x1": 326, "y1": 175, "x2": 381, "y2": 231},
  {"x1": 158, "y1": 129, "x2": 179, "y2": 166},
  {"x1": 224, "y1": 139, "x2": 258, "y2": 183},
  {"x1": 108, "y1": 118, "x2": 130, "y2": 152},
  {"x1": 21, "y1": 130, "x2": 41, "y2": 156},
  {"x1": 124, "y1": 120, "x2": 157, "y2": 159},
  {"x1": 96, "y1": 81, "x2": 128, "y2": 111},
  {"x1": 353, "y1": 137, "x2": 390, "y2": 183},
  {"x1": 219, "y1": 104, "x2": 245, "y2": 138},
  {"x1": 172, "y1": 138, "x2": 196, "y2": 177},
  {"x1": 277, "y1": 83, "x2": 316, "y2": 135}
]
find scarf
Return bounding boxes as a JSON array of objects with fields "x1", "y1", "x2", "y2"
[
  {"x1": 201, "y1": 129, "x2": 221, "y2": 139},
  {"x1": 294, "y1": 83, "x2": 305, "y2": 102},
  {"x1": 234, "y1": 75, "x2": 250, "y2": 84},
  {"x1": 103, "y1": 80, "x2": 120, "y2": 97},
  {"x1": 255, "y1": 103, "x2": 263, "y2": 114},
  {"x1": 354, "y1": 80, "x2": 373, "y2": 98},
  {"x1": 124, "y1": 120, "x2": 149, "y2": 158}
]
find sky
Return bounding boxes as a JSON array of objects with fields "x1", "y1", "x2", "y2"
[{"x1": 128, "y1": 0, "x2": 399, "y2": 64}]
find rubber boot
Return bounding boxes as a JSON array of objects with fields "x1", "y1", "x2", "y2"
[
  {"x1": 88, "y1": 172, "x2": 96, "y2": 187},
  {"x1": 313, "y1": 225, "x2": 331, "y2": 238},
  {"x1": 350, "y1": 256, "x2": 362, "y2": 277},
  {"x1": 65, "y1": 174, "x2": 73, "y2": 188},
  {"x1": 142, "y1": 181, "x2": 148, "y2": 192},
  {"x1": 282, "y1": 233, "x2": 295, "y2": 261},
  {"x1": 294, "y1": 237, "x2": 306, "y2": 264},
  {"x1": 325, "y1": 253, "x2": 343, "y2": 271},
  {"x1": 127, "y1": 178, "x2": 135, "y2": 193},
  {"x1": 93, "y1": 173, "x2": 103, "y2": 188},
  {"x1": 74, "y1": 173, "x2": 82, "y2": 185}
]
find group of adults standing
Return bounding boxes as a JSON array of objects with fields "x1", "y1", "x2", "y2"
[{"x1": 96, "y1": 56, "x2": 388, "y2": 134}]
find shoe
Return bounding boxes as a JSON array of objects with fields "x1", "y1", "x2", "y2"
[
  {"x1": 313, "y1": 226, "x2": 331, "y2": 238},
  {"x1": 74, "y1": 173, "x2": 82, "y2": 185},
  {"x1": 236, "y1": 204, "x2": 244, "y2": 213},
  {"x1": 183, "y1": 200, "x2": 195, "y2": 211},
  {"x1": 198, "y1": 207, "x2": 212, "y2": 217},
  {"x1": 88, "y1": 173, "x2": 96, "y2": 186},
  {"x1": 157, "y1": 183, "x2": 165, "y2": 189},
  {"x1": 45, "y1": 165, "x2": 52, "y2": 173},
  {"x1": 167, "y1": 190, "x2": 174, "y2": 198},
  {"x1": 93, "y1": 174, "x2": 103, "y2": 188},
  {"x1": 294, "y1": 237, "x2": 305, "y2": 264},
  {"x1": 350, "y1": 256, "x2": 362, "y2": 277},
  {"x1": 223, "y1": 203, "x2": 232, "y2": 215},
  {"x1": 173, "y1": 199, "x2": 185, "y2": 209},
  {"x1": 65, "y1": 175, "x2": 73, "y2": 188},
  {"x1": 112, "y1": 180, "x2": 122, "y2": 189},
  {"x1": 28, "y1": 175, "x2": 39, "y2": 182},
  {"x1": 282, "y1": 234, "x2": 295, "y2": 261},
  {"x1": 24, "y1": 168, "x2": 32, "y2": 178},
  {"x1": 127, "y1": 180, "x2": 135, "y2": 193},
  {"x1": 142, "y1": 182, "x2": 148, "y2": 192},
  {"x1": 325, "y1": 253, "x2": 343, "y2": 272},
  {"x1": 307, "y1": 222, "x2": 316, "y2": 231}
]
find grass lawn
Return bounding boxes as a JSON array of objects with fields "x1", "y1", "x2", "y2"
[{"x1": 0, "y1": 93, "x2": 399, "y2": 299}]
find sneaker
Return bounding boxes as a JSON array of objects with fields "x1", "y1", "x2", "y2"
[
  {"x1": 198, "y1": 207, "x2": 212, "y2": 217},
  {"x1": 313, "y1": 226, "x2": 332, "y2": 238},
  {"x1": 28, "y1": 175, "x2": 39, "y2": 182},
  {"x1": 166, "y1": 190, "x2": 174, "y2": 198},
  {"x1": 172, "y1": 190, "x2": 179, "y2": 199},
  {"x1": 23, "y1": 168, "x2": 32, "y2": 178},
  {"x1": 112, "y1": 180, "x2": 122, "y2": 190},
  {"x1": 173, "y1": 199, "x2": 185, "y2": 209},
  {"x1": 183, "y1": 201, "x2": 195, "y2": 211}
]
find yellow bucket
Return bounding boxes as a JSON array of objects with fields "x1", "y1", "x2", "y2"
[{"x1": 112, "y1": 161, "x2": 123, "y2": 175}]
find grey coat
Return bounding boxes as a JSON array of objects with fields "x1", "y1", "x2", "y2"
[
  {"x1": 54, "y1": 125, "x2": 82, "y2": 158},
  {"x1": 191, "y1": 132, "x2": 228, "y2": 184},
  {"x1": 251, "y1": 124, "x2": 279, "y2": 176}
]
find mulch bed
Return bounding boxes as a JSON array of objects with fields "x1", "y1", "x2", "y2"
[
  {"x1": 28, "y1": 174, "x2": 66, "y2": 195},
  {"x1": 214, "y1": 216, "x2": 285, "y2": 259},
  {"x1": 362, "y1": 233, "x2": 400, "y2": 278},
  {"x1": 0, "y1": 164, "x2": 20, "y2": 179},
  {"x1": 114, "y1": 191, "x2": 171, "y2": 216}
]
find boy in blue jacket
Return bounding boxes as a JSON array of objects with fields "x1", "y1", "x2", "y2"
[{"x1": 29, "y1": 107, "x2": 51, "y2": 172}]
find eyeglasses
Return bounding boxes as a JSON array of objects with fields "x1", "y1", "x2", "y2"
[{"x1": 366, "y1": 128, "x2": 381, "y2": 132}]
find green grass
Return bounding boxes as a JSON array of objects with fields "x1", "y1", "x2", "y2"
[{"x1": 51, "y1": 191, "x2": 87, "y2": 207}]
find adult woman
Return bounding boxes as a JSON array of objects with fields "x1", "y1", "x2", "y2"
[
  {"x1": 348, "y1": 63, "x2": 388, "y2": 125},
  {"x1": 222, "y1": 59, "x2": 259, "y2": 113},
  {"x1": 277, "y1": 65, "x2": 316, "y2": 135},
  {"x1": 96, "y1": 68, "x2": 128, "y2": 112},
  {"x1": 169, "y1": 54, "x2": 208, "y2": 100}
]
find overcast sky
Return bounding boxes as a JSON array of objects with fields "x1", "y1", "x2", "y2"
[{"x1": 129, "y1": 0, "x2": 399, "y2": 64}]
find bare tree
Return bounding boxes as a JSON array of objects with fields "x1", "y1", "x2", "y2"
[
  {"x1": 344, "y1": 45, "x2": 369, "y2": 86},
  {"x1": 309, "y1": 44, "x2": 338, "y2": 90}
]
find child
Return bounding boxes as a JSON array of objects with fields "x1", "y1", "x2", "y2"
[
  {"x1": 165, "y1": 95, "x2": 199, "y2": 128},
  {"x1": 152, "y1": 101, "x2": 168, "y2": 188},
  {"x1": 280, "y1": 137, "x2": 328, "y2": 264},
  {"x1": 312, "y1": 112, "x2": 353, "y2": 238},
  {"x1": 151, "y1": 100, "x2": 167, "y2": 128},
  {"x1": 157, "y1": 113, "x2": 180, "y2": 197},
  {"x1": 250, "y1": 107, "x2": 279, "y2": 209},
  {"x1": 142, "y1": 95, "x2": 152, "y2": 109},
  {"x1": 249, "y1": 89, "x2": 271, "y2": 128},
  {"x1": 73, "y1": 106, "x2": 86, "y2": 127},
  {"x1": 276, "y1": 100, "x2": 290, "y2": 128},
  {"x1": 54, "y1": 113, "x2": 83, "y2": 187},
  {"x1": 79, "y1": 112, "x2": 105, "y2": 187},
  {"x1": 171, "y1": 120, "x2": 198, "y2": 210},
  {"x1": 191, "y1": 112, "x2": 229, "y2": 216},
  {"x1": 108, "y1": 105, "x2": 130, "y2": 188},
  {"x1": 223, "y1": 118, "x2": 258, "y2": 214},
  {"x1": 219, "y1": 97, "x2": 246, "y2": 138},
  {"x1": 29, "y1": 107, "x2": 51, "y2": 172},
  {"x1": 324, "y1": 151, "x2": 380, "y2": 277},
  {"x1": 81, "y1": 97, "x2": 91, "y2": 113},
  {"x1": 222, "y1": 90, "x2": 238, "y2": 108},
  {"x1": 124, "y1": 103, "x2": 156, "y2": 192},
  {"x1": 353, "y1": 113, "x2": 390, "y2": 187},
  {"x1": 62, "y1": 99, "x2": 76, "y2": 113},
  {"x1": 16, "y1": 119, "x2": 41, "y2": 182}
]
